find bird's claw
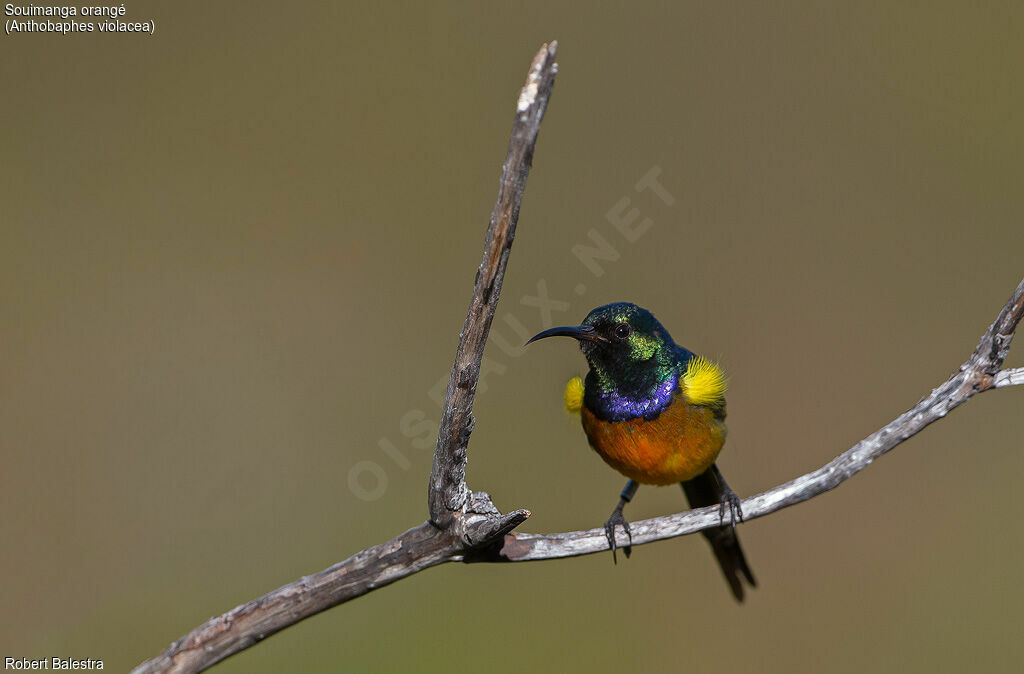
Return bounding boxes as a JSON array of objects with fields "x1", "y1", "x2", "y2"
[
  {"x1": 604, "y1": 507, "x2": 632, "y2": 563},
  {"x1": 718, "y1": 488, "x2": 743, "y2": 530}
]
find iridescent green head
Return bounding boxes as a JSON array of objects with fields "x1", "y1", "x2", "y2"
[{"x1": 527, "y1": 302, "x2": 680, "y2": 388}]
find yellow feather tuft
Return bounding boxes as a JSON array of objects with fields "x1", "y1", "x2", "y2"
[
  {"x1": 682, "y1": 355, "x2": 727, "y2": 407},
  {"x1": 564, "y1": 376, "x2": 585, "y2": 414}
]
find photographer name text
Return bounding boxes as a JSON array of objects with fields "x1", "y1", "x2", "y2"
[{"x1": 4, "y1": 658, "x2": 103, "y2": 670}]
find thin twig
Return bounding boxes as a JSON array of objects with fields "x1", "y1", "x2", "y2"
[{"x1": 427, "y1": 41, "x2": 558, "y2": 528}]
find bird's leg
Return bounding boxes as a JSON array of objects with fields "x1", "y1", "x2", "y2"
[
  {"x1": 709, "y1": 464, "x2": 743, "y2": 529},
  {"x1": 604, "y1": 479, "x2": 638, "y2": 563}
]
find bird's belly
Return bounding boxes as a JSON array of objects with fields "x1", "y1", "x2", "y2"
[{"x1": 581, "y1": 397, "x2": 725, "y2": 485}]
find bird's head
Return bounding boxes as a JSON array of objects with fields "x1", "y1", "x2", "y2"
[{"x1": 527, "y1": 302, "x2": 677, "y2": 383}]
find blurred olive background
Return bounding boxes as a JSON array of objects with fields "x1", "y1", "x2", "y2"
[{"x1": 3, "y1": 2, "x2": 1023, "y2": 672}]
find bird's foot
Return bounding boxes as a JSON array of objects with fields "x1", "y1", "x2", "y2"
[
  {"x1": 604, "y1": 506, "x2": 632, "y2": 563},
  {"x1": 718, "y1": 486, "x2": 744, "y2": 530}
]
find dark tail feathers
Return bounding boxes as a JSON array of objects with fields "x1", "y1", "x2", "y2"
[{"x1": 680, "y1": 465, "x2": 756, "y2": 602}]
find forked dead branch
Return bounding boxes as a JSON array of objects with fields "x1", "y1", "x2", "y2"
[{"x1": 133, "y1": 42, "x2": 1024, "y2": 673}]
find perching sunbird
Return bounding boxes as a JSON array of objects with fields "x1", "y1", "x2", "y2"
[{"x1": 527, "y1": 302, "x2": 756, "y2": 601}]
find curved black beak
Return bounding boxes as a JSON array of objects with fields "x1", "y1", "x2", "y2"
[{"x1": 525, "y1": 325, "x2": 608, "y2": 346}]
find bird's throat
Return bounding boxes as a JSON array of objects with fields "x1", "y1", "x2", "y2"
[{"x1": 584, "y1": 369, "x2": 680, "y2": 422}]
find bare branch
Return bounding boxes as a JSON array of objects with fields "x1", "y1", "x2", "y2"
[
  {"x1": 133, "y1": 43, "x2": 559, "y2": 674},
  {"x1": 473, "y1": 277, "x2": 1024, "y2": 562},
  {"x1": 994, "y1": 367, "x2": 1024, "y2": 388},
  {"x1": 428, "y1": 42, "x2": 558, "y2": 527},
  {"x1": 132, "y1": 524, "x2": 449, "y2": 674},
  {"x1": 133, "y1": 40, "x2": 1023, "y2": 673}
]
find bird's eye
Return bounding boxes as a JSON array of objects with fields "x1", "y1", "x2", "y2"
[{"x1": 614, "y1": 323, "x2": 631, "y2": 340}]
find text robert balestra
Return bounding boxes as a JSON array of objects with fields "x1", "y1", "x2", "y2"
[{"x1": 4, "y1": 657, "x2": 103, "y2": 670}]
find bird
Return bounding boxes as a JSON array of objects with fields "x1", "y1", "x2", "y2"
[{"x1": 527, "y1": 302, "x2": 756, "y2": 601}]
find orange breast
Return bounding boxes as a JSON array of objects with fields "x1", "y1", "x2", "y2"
[{"x1": 581, "y1": 394, "x2": 726, "y2": 485}]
